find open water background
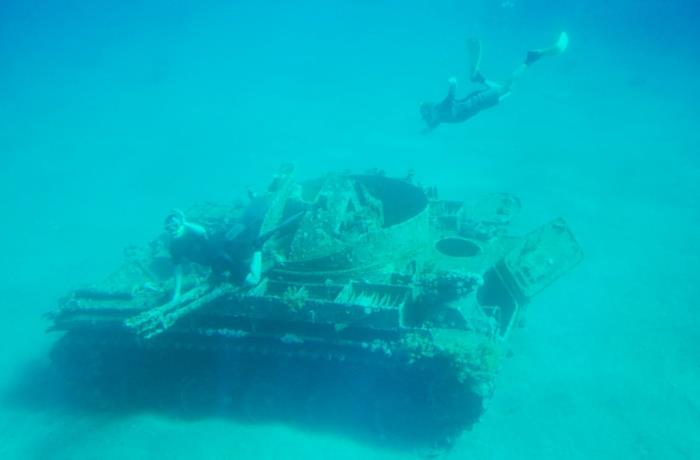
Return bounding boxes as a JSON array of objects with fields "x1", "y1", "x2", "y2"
[{"x1": 1, "y1": 1, "x2": 698, "y2": 458}]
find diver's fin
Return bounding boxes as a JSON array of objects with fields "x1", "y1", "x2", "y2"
[
  {"x1": 525, "y1": 31, "x2": 569, "y2": 66},
  {"x1": 554, "y1": 31, "x2": 569, "y2": 53},
  {"x1": 467, "y1": 38, "x2": 484, "y2": 82}
]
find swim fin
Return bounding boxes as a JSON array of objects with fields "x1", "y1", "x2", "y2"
[
  {"x1": 525, "y1": 31, "x2": 569, "y2": 66},
  {"x1": 467, "y1": 38, "x2": 484, "y2": 82}
]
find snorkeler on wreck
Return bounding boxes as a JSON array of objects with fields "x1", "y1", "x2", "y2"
[
  {"x1": 163, "y1": 208, "x2": 262, "y2": 304},
  {"x1": 162, "y1": 201, "x2": 304, "y2": 305},
  {"x1": 420, "y1": 32, "x2": 569, "y2": 133}
]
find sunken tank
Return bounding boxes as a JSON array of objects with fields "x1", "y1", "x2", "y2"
[{"x1": 48, "y1": 166, "x2": 582, "y2": 446}]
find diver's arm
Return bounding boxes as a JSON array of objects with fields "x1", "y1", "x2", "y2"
[
  {"x1": 434, "y1": 77, "x2": 457, "y2": 115},
  {"x1": 444, "y1": 77, "x2": 457, "y2": 102},
  {"x1": 171, "y1": 264, "x2": 183, "y2": 303}
]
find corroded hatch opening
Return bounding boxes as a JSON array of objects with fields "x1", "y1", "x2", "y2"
[
  {"x1": 353, "y1": 175, "x2": 428, "y2": 227},
  {"x1": 435, "y1": 237, "x2": 481, "y2": 257}
]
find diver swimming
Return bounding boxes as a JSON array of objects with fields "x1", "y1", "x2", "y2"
[{"x1": 420, "y1": 32, "x2": 569, "y2": 133}]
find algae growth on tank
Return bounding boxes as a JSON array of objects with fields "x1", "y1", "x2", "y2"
[
  {"x1": 48, "y1": 166, "x2": 581, "y2": 447},
  {"x1": 2, "y1": 0, "x2": 698, "y2": 458}
]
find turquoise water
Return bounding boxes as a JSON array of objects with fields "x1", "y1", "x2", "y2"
[{"x1": 1, "y1": 1, "x2": 698, "y2": 458}]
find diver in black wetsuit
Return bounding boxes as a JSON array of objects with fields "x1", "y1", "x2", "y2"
[
  {"x1": 163, "y1": 208, "x2": 258, "y2": 304},
  {"x1": 420, "y1": 32, "x2": 569, "y2": 133},
  {"x1": 162, "y1": 199, "x2": 304, "y2": 305}
]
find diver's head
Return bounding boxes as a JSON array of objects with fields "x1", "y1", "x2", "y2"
[{"x1": 164, "y1": 209, "x2": 186, "y2": 238}]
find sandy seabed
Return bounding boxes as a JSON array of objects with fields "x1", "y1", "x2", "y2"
[{"x1": 1, "y1": 9, "x2": 698, "y2": 459}]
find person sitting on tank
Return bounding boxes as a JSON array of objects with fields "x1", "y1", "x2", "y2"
[
  {"x1": 420, "y1": 32, "x2": 569, "y2": 133},
  {"x1": 162, "y1": 198, "x2": 306, "y2": 306},
  {"x1": 163, "y1": 209, "x2": 259, "y2": 303}
]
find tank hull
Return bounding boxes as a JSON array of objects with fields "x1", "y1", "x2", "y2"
[{"x1": 47, "y1": 169, "x2": 582, "y2": 446}]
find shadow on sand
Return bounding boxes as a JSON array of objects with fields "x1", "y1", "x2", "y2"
[{"x1": 5, "y1": 336, "x2": 484, "y2": 454}]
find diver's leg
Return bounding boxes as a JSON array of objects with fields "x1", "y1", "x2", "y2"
[
  {"x1": 244, "y1": 251, "x2": 262, "y2": 285},
  {"x1": 467, "y1": 38, "x2": 483, "y2": 83},
  {"x1": 503, "y1": 63, "x2": 527, "y2": 92},
  {"x1": 468, "y1": 38, "x2": 500, "y2": 89},
  {"x1": 504, "y1": 31, "x2": 569, "y2": 91},
  {"x1": 525, "y1": 31, "x2": 569, "y2": 66}
]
